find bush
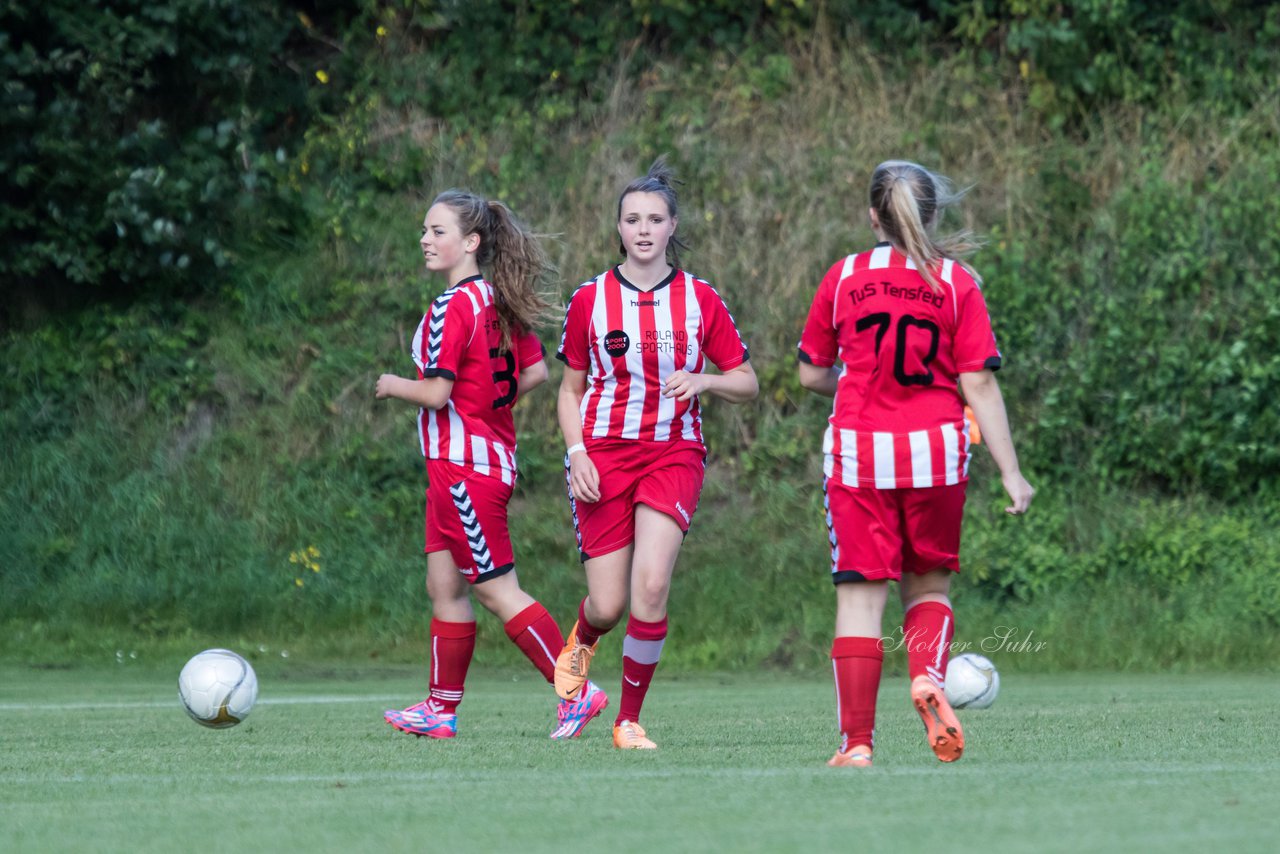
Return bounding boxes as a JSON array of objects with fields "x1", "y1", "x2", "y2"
[
  {"x1": 0, "y1": 0, "x2": 328, "y2": 322},
  {"x1": 1033, "y1": 153, "x2": 1280, "y2": 499},
  {"x1": 933, "y1": 0, "x2": 1280, "y2": 123}
]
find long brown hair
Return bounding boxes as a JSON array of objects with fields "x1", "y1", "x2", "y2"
[
  {"x1": 616, "y1": 156, "x2": 689, "y2": 267},
  {"x1": 868, "y1": 160, "x2": 981, "y2": 291},
  {"x1": 432, "y1": 189, "x2": 556, "y2": 348}
]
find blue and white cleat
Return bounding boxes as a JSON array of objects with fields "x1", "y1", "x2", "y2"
[{"x1": 385, "y1": 702, "x2": 458, "y2": 739}]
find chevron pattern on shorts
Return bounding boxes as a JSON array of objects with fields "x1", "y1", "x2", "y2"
[
  {"x1": 563, "y1": 455, "x2": 583, "y2": 552},
  {"x1": 823, "y1": 480, "x2": 840, "y2": 572},
  {"x1": 450, "y1": 480, "x2": 495, "y2": 576}
]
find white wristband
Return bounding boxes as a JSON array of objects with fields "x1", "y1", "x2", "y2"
[{"x1": 566, "y1": 442, "x2": 586, "y2": 457}]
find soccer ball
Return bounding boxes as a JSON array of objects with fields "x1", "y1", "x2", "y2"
[
  {"x1": 178, "y1": 648, "x2": 258, "y2": 728},
  {"x1": 944, "y1": 652, "x2": 1000, "y2": 709}
]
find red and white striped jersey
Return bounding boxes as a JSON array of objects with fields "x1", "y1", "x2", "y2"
[
  {"x1": 412, "y1": 275, "x2": 545, "y2": 483},
  {"x1": 798, "y1": 244, "x2": 1001, "y2": 489},
  {"x1": 557, "y1": 266, "x2": 749, "y2": 444}
]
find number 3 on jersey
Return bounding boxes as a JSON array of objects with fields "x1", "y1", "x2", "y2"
[
  {"x1": 855, "y1": 311, "x2": 940, "y2": 387},
  {"x1": 490, "y1": 348, "x2": 517, "y2": 408}
]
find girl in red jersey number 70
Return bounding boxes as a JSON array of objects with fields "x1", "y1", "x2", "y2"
[
  {"x1": 553, "y1": 158, "x2": 759, "y2": 749},
  {"x1": 375, "y1": 190, "x2": 609, "y2": 742},
  {"x1": 797, "y1": 161, "x2": 1034, "y2": 768}
]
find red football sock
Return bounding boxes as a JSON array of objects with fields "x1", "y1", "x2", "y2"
[
  {"x1": 504, "y1": 602, "x2": 566, "y2": 684},
  {"x1": 902, "y1": 601, "x2": 955, "y2": 686},
  {"x1": 574, "y1": 598, "x2": 612, "y2": 646},
  {"x1": 427, "y1": 618, "x2": 476, "y2": 714},
  {"x1": 616, "y1": 615, "x2": 667, "y2": 725},
  {"x1": 831, "y1": 636, "x2": 883, "y2": 751}
]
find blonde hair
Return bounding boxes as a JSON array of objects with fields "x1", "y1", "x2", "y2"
[
  {"x1": 616, "y1": 155, "x2": 689, "y2": 267},
  {"x1": 432, "y1": 189, "x2": 555, "y2": 348},
  {"x1": 869, "y1": 161, "x2": 982, "y2": 291}
]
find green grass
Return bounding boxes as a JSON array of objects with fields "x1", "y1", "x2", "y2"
[{"x1": 3, "y1": 663, "x2": 1278, "y2": 853}]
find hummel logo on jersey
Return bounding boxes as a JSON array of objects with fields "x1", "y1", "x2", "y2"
[
  {"x1": 675, "y1": 501, "x2": 690, "y2": 524},
  {"x1": 603, "y1": 329, "x2": 630, "y2": 357},
  {"x1": 629, "y1": 298, "x2": 660, "y2": 307}
]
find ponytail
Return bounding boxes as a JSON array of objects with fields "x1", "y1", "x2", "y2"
[
  {"x1": 616, "y1": 155, "x2": 689, "y2": 267},
  {"x1": 431, "y1": 190, "x2": 555, "y2": 349},
  {"x1": 869, "y1": 161, "x2": 982, "y2": 291}
]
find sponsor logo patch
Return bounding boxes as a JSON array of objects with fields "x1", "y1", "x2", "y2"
[{"x1": 603, "y1": 329, "x2": 630, "y2": 358}]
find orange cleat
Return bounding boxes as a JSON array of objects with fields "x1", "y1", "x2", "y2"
[
  {"x1": 553, "y1": 620, "x2": 599, "y2": 700},
  {"x1": 911, "y1": 675, "x2": 964, "y2": 762},
  {"x1": 827, "y1": 743, "x2": 873, "y2": 768},
  {"x1": 612, "y1": 720, "x2": 657, "y2": 750}
]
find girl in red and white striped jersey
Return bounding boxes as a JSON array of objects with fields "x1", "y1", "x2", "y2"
[
  {"x1": 797, "y1": 161, "x2": 1034, "y2": 768},
  {"x1": 376, "y1": 190, "x2": 608, "y2": 741},
  {"x1": 553, "y1": 158, "x2": 759, "y2": 749}
]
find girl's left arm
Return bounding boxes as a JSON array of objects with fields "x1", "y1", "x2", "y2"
[
  {"x1": 662, "y1": 362, "x2": 758, "y2": 404},
  {"x1": 958, "y1": 369, "x2": 1035, "y2": 515}
]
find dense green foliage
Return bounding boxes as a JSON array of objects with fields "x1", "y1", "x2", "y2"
[
  {"x1": 4, "y1": 2, "x2": 1279, "y2": 667},
  {"x1": 0, "y1": 0, "x2": 328, "y2": 320}
]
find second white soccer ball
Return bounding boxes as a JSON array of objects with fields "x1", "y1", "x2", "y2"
[
  {"x1": 944, "y1": 652, "x2": 999, "y2": 709},
  {"x1": 178, "y1": 648, "x2": 259, "y2": 728}
]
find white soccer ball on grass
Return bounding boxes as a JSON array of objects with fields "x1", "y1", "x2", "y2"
[
  {"x1": 944, "y1": 652, "x2": 1000, "y2": 709},
  {"x1": 178, "y1": 648, "x2": 259, "y2": 728}
]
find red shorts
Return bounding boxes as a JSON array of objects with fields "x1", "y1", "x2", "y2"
[
  {"x1": 823, "y1": 479, "x2": 967, "y2": 583},
  {"x1": 567, "y1": 439, "x2": 706, "y2": 561},
  {"x1": 424, "y1": 460, "x2": 514, "y2": 584}
]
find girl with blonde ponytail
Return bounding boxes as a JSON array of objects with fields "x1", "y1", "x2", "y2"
[
  {"x1": 797, "y1": 160, "x2": 1034, "y2": 769},
  {"x1": 375, "y1": 189, "x2": 609, "y2": 742},
  {"x1": 868, "y1": 160, "x2": 982, "y2": 291}
]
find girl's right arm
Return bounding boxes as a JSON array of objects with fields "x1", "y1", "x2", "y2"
[
  {"x1": 557, "y1": 366, "x2": 600, "y2": 503},
  {"x1": 376, "y1": 374, "x2": 453, "y2": 410},
  {"x1": 958, "y1": 369, "x2": 1035, "y2": 515}
]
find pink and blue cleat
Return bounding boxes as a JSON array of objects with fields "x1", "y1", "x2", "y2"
[
  {"x1": 384, "y1": 701, "x2": 458, "y2": 739},
  {"x1": 549, "y1": 681, "x2": 608, "y2": 739}
]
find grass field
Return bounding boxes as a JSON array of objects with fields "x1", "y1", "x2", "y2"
[{"x1": 3, "y1": 662, "x2": 1278, "y2": 853}]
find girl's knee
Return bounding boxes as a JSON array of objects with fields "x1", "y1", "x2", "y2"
[
  {"x1": 631, "y1": 575, "x2": 671, "y2": 614},
  {"x1": 587, "y1": 596, "x2": 627, "y2": 627}
]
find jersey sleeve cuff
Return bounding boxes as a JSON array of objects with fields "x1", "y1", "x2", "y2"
[
  {"x1": 796, "y1": 347, "x2": 834, "y2": 367},
  {"x1": 518, "y1": 343, "x2": 546, "y2": 370},
  {"x1": 555, "y1": 351, "x2": 588, "y2": 370},
  {"x1": 420, "y1": 367, "x2": 457, "y2": 380},
  {"x1": 957, "y1": 356, "x2": 1001, "y2": 373},
  {"x1": 713, "y1": 350, "x2": 749, "y2": 372}
]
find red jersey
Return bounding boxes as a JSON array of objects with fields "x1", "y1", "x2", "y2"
[
  {"x1": 557, "y1": 266, "x2": 749, "y2": 445},
  {"x1": 412, "y1": 275, "x2": 544, "y2": 483},
  {"x1": 798, "y1": 244, "x2": 1001, "y2": 489}
]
